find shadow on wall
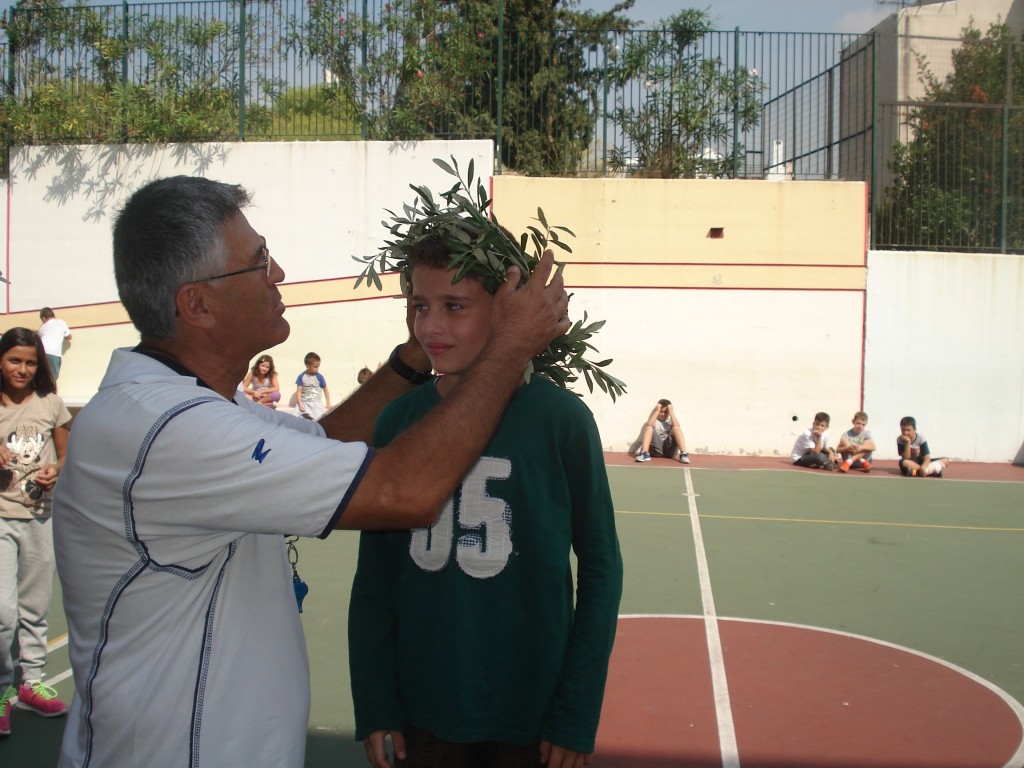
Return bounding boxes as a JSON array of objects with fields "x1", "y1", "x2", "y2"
[
  {"x1": 16, "y1": 142, "x2": 232, "y2": 223},
  {"x1": 1015, "y1": 439, "x2": 1024, "y2": 466}
]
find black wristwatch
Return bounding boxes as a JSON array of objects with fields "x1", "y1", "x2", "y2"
[{"x1": 388, "y1": 345, "x2": 432, "y2": 385}]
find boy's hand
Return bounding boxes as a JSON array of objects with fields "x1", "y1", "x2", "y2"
[
  {"x1": 363, "y1": 729, "x2": 405, "y2": 768},
  {"x1": 540, "y1": 739, "x2": 593, "y2": 767},
  {"x1": 490, "y1": 250, "x2": 570, "y2": 361}
]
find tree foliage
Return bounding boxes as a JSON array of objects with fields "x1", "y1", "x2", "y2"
[
  {"x1": 0, "y1": 0, "x2": 277, "y2": 144},
  {"x1": 290, "y1": 0, "x2": 635, "y2": 174},
  {"x1": 605, "y1": 9, "x2": 764, "y2": 179},
  {"x1": 878, "y1": 22, "x2": 1024, "y2": 251}
]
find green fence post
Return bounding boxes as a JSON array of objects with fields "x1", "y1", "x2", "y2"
[
  {"x1": 732, "y1": 27, "x2": 740, "y2": 178},
  {"x1": 1000, "y1": 42, "x2": 1013, "y2": 253},
  {"x1": 495, "y1": 0, "x2": 504, "y2": 175},
  {"x1": 238, "y1": 0, "x2": 247, "y2": 140},
  {"x1": 870, "y1": 31, "x2": 878, "y2": 250},
  {"x1": 1000, "y1": 104, "x2": 1008, "y2": 253},
  {"x1": 4, "y1": 10, "x2": 12, "y2": 177},
  {"x1": 601, "y1": 31, "x2": 609, "y2": 177},
  {"x1": 361, "y1": 0, "x2": 367, "y2": 140},
  {"x1": 121, "y1": 0, "x2": 129, "y2": 143}
]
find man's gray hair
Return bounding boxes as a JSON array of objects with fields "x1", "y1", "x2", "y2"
[{"x1": 113, "y1": 176, "x2": 252, "y2": 340}]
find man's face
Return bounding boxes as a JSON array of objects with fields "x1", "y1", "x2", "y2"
[{"x1": 201, "y1": 213, "x2": 289, "y2": 359}]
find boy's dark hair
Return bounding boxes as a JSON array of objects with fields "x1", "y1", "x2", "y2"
[
  {"x1": 814, "y1": 411, "x2": 830, "y2": 425},
  {"x1": 304, "y1": 352, "x2": 321, "y2": 365},
  {"x1": 658, "y1": 398, "x2": 671, "y2": 407},
  {"x1": 40, "y1": 307, "x2": 55, "y2": 320},
  {"x1": 406, "y1": 226, "x2": 518, "y2": 291},
  {"x1": 853, "y1": 411, "x2": 868, "y2": 421},
  {"x1": 900, "y1": 416, "x2": 916, "y2": 428}
]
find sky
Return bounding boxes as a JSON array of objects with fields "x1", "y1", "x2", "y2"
[
  {"x1": 577, "y1": 0, "x2": 899, "y2": 33},
  {"x1": 0, "y1": 0, "x2": 901, "y2": 33}
]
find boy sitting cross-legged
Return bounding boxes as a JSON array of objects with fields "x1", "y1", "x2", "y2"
[
  {"x1": 790, "y1": 411, "x2": 837, "y2": 471},
  {"x1": 348, "y1": 232, "x2": 624, "y2": 768},
  {"x1": 897, "y1": 416, "x2": 952, "y2": 478},
  {"x1": 836, "y1": 411, "x2": 877, "y2": 473}
]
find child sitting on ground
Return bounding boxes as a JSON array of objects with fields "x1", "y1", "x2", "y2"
[
  {"x1": 897, "y1": 416, "x2": 952, "y2": 477},
  {"x1": 790, "y1": 411, "x2": 836, "y2": 471},
  {"x1": 629, "y1": 399, "x2": 690, "y2": 464},
  {"x1": 837, "y1": 411, "x2": 876, "y2": 472}
]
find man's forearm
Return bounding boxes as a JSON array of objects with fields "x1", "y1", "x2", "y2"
[
  {"x1": 339, "y1": 337, "x2": 530, "y2": 530},
  {"x1": 320, "y1": 341, "x2": 428, "y2": 443}
]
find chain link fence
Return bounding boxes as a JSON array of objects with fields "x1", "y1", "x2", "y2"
[{"x1": 0, "y1": 2, "x2": 1021, "y2": 252}]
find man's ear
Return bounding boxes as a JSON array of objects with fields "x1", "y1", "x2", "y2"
[{"x1": 174, "y1": 283, "x2": 217, "y2": 330}]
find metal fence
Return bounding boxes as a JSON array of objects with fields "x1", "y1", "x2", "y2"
[
  {"x1": 0, "y1": 1, "x2": 1021, "y2": 252},
  {"x1": 0, "y1": 1, "x2": 874, "y2": 177}
]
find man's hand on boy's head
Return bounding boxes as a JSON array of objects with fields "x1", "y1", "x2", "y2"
[{"x1": 490, "y1": 249, "x2": 570, "y2": 358}]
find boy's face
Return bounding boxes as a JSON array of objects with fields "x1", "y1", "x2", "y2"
[
  {"x1": 851, "y1": 416, "x2": 866, "y2": 434},
  {"x1": 811, "y1": 419, "x2": 829, "y2": 434},
  {"x1": 411, "y1": 265, "x2": 493, "y2": 380},
  {"x1": 901, "y1": 423, "x2": 917, "y2": 441},
  {"x1": 305, "y1": 359, "x2": 320, "y2": 375}
]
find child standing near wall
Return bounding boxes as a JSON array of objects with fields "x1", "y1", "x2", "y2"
[
  {"x1": 0, "y1": 328, "x2": 72, "y2": 735},
  {"x1": 790, "y1": 411, "x2": 836, "y2": 470},
  {"x1": 348, "y1": 234, "x2": 623, "y2": 768},
  {"x1": 897, "y1": 416, "x2": 952, "y2": 477},
  {"x1": 295, "y1": 352, "x2": 331, "y2": 421},
  {"x1": 836, "y1": 411, "x2": 876, "y2": 472}
]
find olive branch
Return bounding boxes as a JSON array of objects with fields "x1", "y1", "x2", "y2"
[{"x1": 354, "y1": 156, "x2": 626, "y2": 402}]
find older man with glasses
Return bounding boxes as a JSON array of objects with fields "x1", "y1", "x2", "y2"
[{"x1": 51, "y1": 175, "x2": 569, "y2": 768}]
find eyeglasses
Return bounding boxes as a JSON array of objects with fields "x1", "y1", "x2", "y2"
[{"x1": 193, "y1": 238, "x2": 272, "y2": 283}]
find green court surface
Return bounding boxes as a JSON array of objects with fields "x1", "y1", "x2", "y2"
[{"x1": 6, "y1": 463, "x2": 1023, "y2": 766}]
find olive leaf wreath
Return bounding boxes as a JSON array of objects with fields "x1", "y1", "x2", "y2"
[{"x1": 353, "y1": 156, "x2": 626, "y2": 402}]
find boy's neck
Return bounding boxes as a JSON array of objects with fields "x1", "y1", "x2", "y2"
[{"x1": 435, "y1": 374, "x2": 456, "y2": 398}]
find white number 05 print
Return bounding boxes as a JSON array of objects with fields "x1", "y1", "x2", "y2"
[{"x1": 410, "y1": 457, "x2": 513, "y2": 579}]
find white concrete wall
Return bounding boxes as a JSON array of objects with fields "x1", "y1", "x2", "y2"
[
  {"x1": 864, "y1": 250, "x2": 1024, "y2": 463},
  {"x1": 0, "y1": 140, "x2": 494, "y2": 402},
  {"x1": 1, "y1": 142, "x2": 1020, "y2": 462}
]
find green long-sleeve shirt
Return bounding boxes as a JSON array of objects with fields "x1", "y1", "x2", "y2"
[{"x1": 348, "y1": 376, "x2": 623, "y2": 753}]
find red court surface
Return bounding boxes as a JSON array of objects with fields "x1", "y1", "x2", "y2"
[{"x1": 597, "y1": 616, "x2": 1024, "y2": 768}]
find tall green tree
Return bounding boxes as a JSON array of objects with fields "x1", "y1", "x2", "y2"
[
  {"x1": 878, "y1": 22, "x2": 1024, "y2": 251},
  {"x1": 291, "y1": 0, "x2": 634, "y2": 174},
  {"x1": 604, "y1": 9, "x2": 764, "y2": 179}
]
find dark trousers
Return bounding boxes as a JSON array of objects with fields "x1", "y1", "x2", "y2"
[
  {"x1": 397, "y1": 724, "x2": 540, "y2": 768},
  {"x1": 794, "y1": 452, "x2": 829, "y2": 468}
]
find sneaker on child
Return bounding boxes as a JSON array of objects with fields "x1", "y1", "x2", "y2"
[
  {"x1": 635, "y1": 451, "x2": 651, "y2": 463},
  {"x1": 678, "y1": 452, "x2": 690, "y2": 464},
  {"x1": 14, "y1": 682, "x2": 67, "y2": 718},
  {"x1": 0, "y1": 685, "x2": 15, "y2": 735}
]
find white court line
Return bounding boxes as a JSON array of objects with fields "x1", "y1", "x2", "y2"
[{"x1": 683, "y1": 467, "x2": 741, "y2": 768}]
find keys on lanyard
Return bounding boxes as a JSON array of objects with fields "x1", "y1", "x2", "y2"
[{"x1": 286, "y1": 536, "x2": 309, "y2": 613}]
